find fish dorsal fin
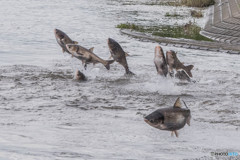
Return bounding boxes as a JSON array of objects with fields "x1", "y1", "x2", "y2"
[
  {"x1": 89, "y1": 47, "x2": 94, "y2": 52},
  {"x1": 73, "y1": 41, "x2": 78, "y2": 44},
  {"x1": 173, "y1": 97, "x2": 182, "y2": 108}
]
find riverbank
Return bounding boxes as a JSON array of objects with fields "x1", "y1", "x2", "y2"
[
  {"x1": 120, "y1": 29, "x2": 240, "y2": 54},
  {"x1": 118, "y1": 0, "x2": 240, "y2": 54},
  {"x1": 117, "y1": 22, "x2": 213, "y2": 41}
]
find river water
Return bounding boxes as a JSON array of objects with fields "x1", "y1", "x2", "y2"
[{"x1": 0, "y1": 0, "x2": 239, "y2": 160}]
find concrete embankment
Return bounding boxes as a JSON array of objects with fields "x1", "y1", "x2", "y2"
[
  {"x1": 120, "y1": 29, "x2": 240, "y2": 54},
  {"x1": 201, "y1": 0, "x2": 240, "y2": 46}
]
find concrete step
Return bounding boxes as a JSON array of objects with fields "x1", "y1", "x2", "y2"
[
  {"x1": 213, "y1": 21, "x2": 240, "y2": 31},
  {"x1": 221, "y1": 0, "x2": 231, "y2": 20},
  {"x1": 204, "y1": 25, "x2": 240, "y2": 37},
  {"x1": 201, "y1": 30, "x2": 240, "y2": 44},
  {"x1": 213, "y1": 0, "x2": 222, "y2": 24},
  {"x1": 202, "y1": 0, "x2": 240, "y2": 44},
  {"x1": 228, "y1": 0, "x2": 240, "y2": 17},
  {"x1": 223, "y1": 16, "x2": 240, "y2": 24}
]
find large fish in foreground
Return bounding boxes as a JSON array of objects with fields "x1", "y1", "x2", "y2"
[
  {"x1": 54, "y1": 29, "x2": 78, "y2": 54},
  {"x1": 154, "y1": 46, "x2": 168, "y2": 77},
  {"x1": 144, "y1": 97, "x2": 191, "y2": 137},
  {"x1": 66, "y1": 44, "x2": 114, "y2": 70},
  {"x1": 166, "y1": 50, "x2": 194, "y2": 77},
  {"x1": 107, "y1": 38, "x2": 135, "y2": 75}
]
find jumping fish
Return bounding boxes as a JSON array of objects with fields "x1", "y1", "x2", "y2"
[{"x1": 144, "y1": 97, "x2": 191, "y2": 137}]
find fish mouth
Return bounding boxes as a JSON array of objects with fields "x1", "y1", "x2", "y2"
[
  {"x1": 144, "y1": 119, "x2": 157, "y2": 128},
  {"x1": 54, "y1": 29, "x2": 59, "y2": 34},
  {"x1": 155, "y1": 46, "x2": 161, "y2": 50},
  {"x1": 107, "y1": 38, "x2": 115, "y2": 50},
  {"x1": 107, "y1": 38, "x2": 115, "y2": 45},
  {"x1": 144, "y1": 118, "x2": 150, "y2": 123},
  {"x1": 54, "y1": 29, "x2": 64, "y2": 40}
]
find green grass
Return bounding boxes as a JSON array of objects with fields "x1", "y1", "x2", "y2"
[
  {"x1": 165, "y1": 12, "x2": 184, "y2": 18},
  {"x1": 120, "y1": 0, "x2": 214, "y2": 7},
  {"x1": 116, "y1": 23, "x2": 144, "y2": 31},
  {"x1": 116, "y1": 22, "x2": 213, "y2": 41},
  {"x1": 190, "y1": 10, "x2": 203, "y2": 18},
  {"x1": 144, "y1": 1, "x2": 181, "y2": 6},
  {"x1": 181, "y1": 0, "x2": 215, "y2": 7}
]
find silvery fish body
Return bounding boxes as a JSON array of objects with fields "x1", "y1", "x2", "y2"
[
  {"x1": 54, "y1": 29, "x2": 78, "y2": 54},
  {"x1": 154, "y1": 45, "x2": 168, "y2": 76},
  {"x1": 144, "y1": 97, "x2": 191, "y2": 137},
  {"x1": 107, "y1": 38, "x2": 134, "y2": 75}
]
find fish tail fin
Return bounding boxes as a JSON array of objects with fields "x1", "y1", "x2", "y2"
[
  {"x1": 126, "y1": 70, "x2": 135, "y2": 75},
  {"x1": 104, "y1": 60, "x2": 115, "y2": 70},
  {"x1": 185, "y1": 65, "x2": 194, "y2": 77}
]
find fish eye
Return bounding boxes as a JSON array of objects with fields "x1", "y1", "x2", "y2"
[{"x1": 150, "y1": 119, "x2": 154, "y2": 123}]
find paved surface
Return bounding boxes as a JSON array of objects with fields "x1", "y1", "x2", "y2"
[{"x1": 201, "y1": 0, "x2": 240, "y2": 45}]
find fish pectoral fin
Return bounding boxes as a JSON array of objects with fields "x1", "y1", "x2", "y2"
[
  {"x1": 171, "y1": 131, "x2": 174, "y2": 137},
  {"x1": 108, "y1": 55, "x2": 113, "y2": 59},
  {"x1": 60, "y1": 38, "x2": 65, "y2": 45},
  {"x1": 174, "y1": 130, "x2": 179, "y2": 137},
  {"x1": 154, "y1": 64, "x2": 159, "y2": 73},
  {"x1": 81, "y1": 60, "x2": 85, "y2": 65},
  {"x1": 169, "y1": 71, "x2": 174, "y2": 77},
  {"x1": 187, "y1": 114, "x2": 191, "y2": 126},
  {"x1": 74, "y1": 52, "x2": 84, "y2": 57},
  {"x1": 73, "y1": 41, "x2": 78, "y2": 44},
  {"x1": 93, "y1": 61, "x2": 100, "y2": 65},
  {"x1": 89, "y1": 47, "x2": 94, "y2": 52},
  {"x1": 84, "y1": 64, "x2": 87, "y2": 70},
  {"x1": 173, "y1": 97, "x2": 182, "y2": 108},
  {"x1": 125, "y1": 52, "x2": 130, "y2": 57}
]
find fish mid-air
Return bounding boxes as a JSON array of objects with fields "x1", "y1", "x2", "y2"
[
  {"x1": 154, "y1": 46, "x2": 168, "y2": 77},
  {"x1": 74, "y1": 70, "x2": 86, "y2": 81},
  {"x1": 66, "y1": 44, "x2": 114, "y2": 70},
  {"x1": 144, "y1": 97, "x2": 191, "y2": 137},
  {"x1": 166, "y1": 50, "x2": 194, "y2": 77},
  {"x1": 107, "y1": 38, "x2": 135, "y2": 75},
  {"x1": 54, "y1": 29, "x2": 78, "y2": 54}
]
